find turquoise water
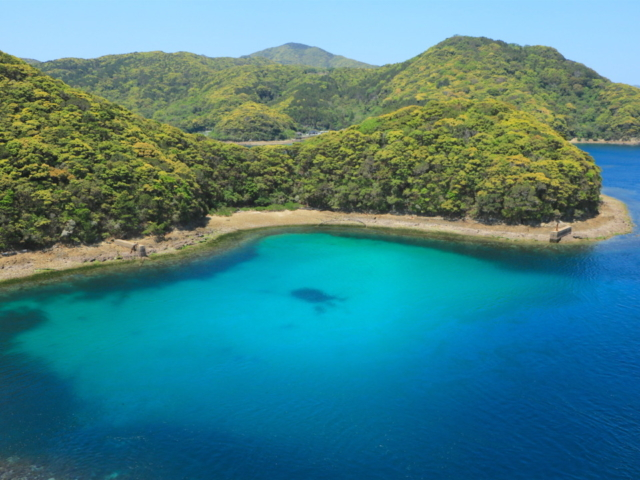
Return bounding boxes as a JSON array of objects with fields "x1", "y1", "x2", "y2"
[{"x1": 1, "y1": 145, "x2": 640, "y2": 479}]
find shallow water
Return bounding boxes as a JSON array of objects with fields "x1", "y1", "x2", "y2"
[{"x1": 1, "y1": 145, "x2": 639, "y2": 480}]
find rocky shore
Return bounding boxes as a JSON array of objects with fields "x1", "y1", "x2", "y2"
[{"x1": 0, "y1": 195, "x2": 633, "y2": 286}]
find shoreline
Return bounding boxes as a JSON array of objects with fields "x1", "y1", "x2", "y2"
[
  {"x1": 0, "y1": 195, "x2": 633, "y2": 287},
  {"x1": 571, "y1": 138, "x2": 640, "y2": 146}
]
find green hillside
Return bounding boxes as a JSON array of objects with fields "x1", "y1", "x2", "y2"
[
  {"x1": 20, "y1": 58, "x2": 41, "y2": 66},
  {"x1": 377, "y1": 36, "x2": 640, "y2": 140},
  {"x1": 38, "y1": 52, "x2": 380, "y2": 135},
  {"x1": 244, "y1": 43, "x2": 376, "y2": 69},
  {"x1": 0, "y1": 50, "x2": 245, "y2": 248},
  {"x1": 38, "y1": 51, "x2": 278, "y2": 132},
  {"x1": 213, "y1": 102, "x2": 297, "y2": 141},
  {"x1": 37, "y1": 36, "x2": 640, "y2": 141},
  {"x1": 291, "y1": 99, "x2": 601, "y2": 220},
  {"x1": 0, "y1": 51, "x2": 600, "y2": 249}
]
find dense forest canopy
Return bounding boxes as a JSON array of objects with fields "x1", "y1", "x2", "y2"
[
  {"x1": 37, "y1": 36, "x2": 640, "y2": 141},
  {"x1": 291, "y1": 100, "x2": 601, "y2": 220},
  {"x1": 40, "y1": 52, "x2": 378, "y2": 137},
  {"x1": 378, "y1": 36, "x2": 640, "y2": 140},
  {"x1": 19, "y1": 58, "x2": 41, "y2": 66},
  {"x1": 1, "y1": 51, "x2": 600, "y2": 250},
  {"x1": 0, "y1": 50, "x2": 274, "y2": 248},
  {"x1": 212, "y1": 102, "x2": 297, "y2": 141},
  {"x1": 244, "y1": 43, "x2": 377, "y2": 69}
]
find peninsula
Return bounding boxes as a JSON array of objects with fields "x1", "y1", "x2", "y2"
[{"x1": 0, "y1": 48, "x2": 633, "y2": 286}]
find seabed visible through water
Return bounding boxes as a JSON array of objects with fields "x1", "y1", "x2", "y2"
[{"x1": 1, "y1": 144, "x2": 640, "y2": 480}]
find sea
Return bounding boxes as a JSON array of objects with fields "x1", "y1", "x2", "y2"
[{"x1": 0, "y1": 145, "x2": 639, "y2": 480}]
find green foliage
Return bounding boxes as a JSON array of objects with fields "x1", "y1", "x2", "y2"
[
  {"x1": 377, "y1": 36, "x2": 640, "y2": 141},
  {"x1": 0, "y1": 52, "x2": 601, "y2": 250},
  {"x1": 38, "y1": 51, "x2": 275, "y2": 132},
  {"x1": 211, "y1": 102, "x2": 296, "y2": 141},
  {"x1": 244, "y1": 43, "x2": 377, "y2": 69},
  {"x1": 358, "y1": 117, "x2": 382, "y2": 134},
  {"x1": 288, "y1": 99, "x2": 601, "y2": 222},
  {"x1": 20, "y1": 58, "x2": 41, "y2": 66},
  {"x1": 0, "y1": 51, "x2": 214, "y2": 249},
  {"x1": 38, "y1": 37, "x2": 640, "y2": 141},
  {"x1": 238, "y1": 202, "x2": 303, "y2": 212},
  {"x1": 210, "y1": 206, "x2": 236, "y2": 216}
]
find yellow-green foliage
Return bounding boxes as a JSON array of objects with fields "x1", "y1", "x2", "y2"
[
  {"x1": 0, "y1": 51, "x2": 227, "y2": 248},
  {"x1": 246, "y1": 43, "x2": 377, "y2": 69},
  {"x1": 39, "y1": 36, "x2": 640, "y2": 141},
  {"x1": 289, "y1": 99, "x2": 601, "y2": 221},
  {"x1": 0, "y1": 52, "x2": 601, "y2": 250},
  {"x1": 212, "y1": 102, "x2": 296, "y2": 141},
  {"x1": 38, "y1": 52, "x2": 274, "y2": 132},
  {"x1": 378, "y1": 36, "x2": 640, "y2": 140},
  {"x1": 37, "y1": 53, "x2": 386, "y2": 135}
]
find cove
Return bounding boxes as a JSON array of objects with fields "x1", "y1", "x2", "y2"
[{"x1": 0, "y1": 145, "x2": 640, "y2": 480}]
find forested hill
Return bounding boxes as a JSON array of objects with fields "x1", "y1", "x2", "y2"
[
  {"x1": 1, "y1": 51, "x2": 600, "y2": 249},
  {"x1": 20, "y1": 58, "x2": 41, "y2": 66},
  {"x1": 37, "y1": 36, "x2": 640, "y2": 142},
  {"x1": 38, "y1": 50, "x2": 378, "y2": 137},
  {"x1": 291, "y1": 100, "x2": 601, "y2": 220},
  {"x1": 0, "y1": 50, "x2": 272, "y2": 248},
  {"x1": 377, "y1": 36, "x2": 640, "y2": 140},
  {"x1": 244, "y1": 43, "x2": 376, "y2": 69},
  {"x1": 37, "y1": 51, "x2": 276, "y2": 133}
]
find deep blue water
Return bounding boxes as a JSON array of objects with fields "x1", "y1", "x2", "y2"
[{"x1": 1, "y1": 145, "x2": 639, "y2": 480}]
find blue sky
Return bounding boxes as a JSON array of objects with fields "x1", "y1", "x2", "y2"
[{"x1": 2, "y1": 0, "x2": 639, "y2": 85}]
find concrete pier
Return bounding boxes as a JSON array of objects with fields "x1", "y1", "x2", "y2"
[
  {"x1": 550, "y1": 226, "x2": 572, "y2": 243},
  {"x1": 114, "y1": 239, "x2": 147, "y2": 256}
]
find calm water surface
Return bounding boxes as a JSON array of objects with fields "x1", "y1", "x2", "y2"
[{"x1": 1, "y1": 145, "x2": 639, "y2": 479}]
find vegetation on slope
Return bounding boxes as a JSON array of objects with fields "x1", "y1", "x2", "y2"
[
  {"x1": 244, "y1": 43, "x2": 376, "y2": 69},
  {"x1": 378, "y1": 36, "x2": 640, "y2": 140},
  {"x1": 38, "y1": 51, "x2": 275, "y2": 132},
  {"x1": 20, "y1": 58, "x2": 41, "y2": 66},
  {"x1": 0, "y1": 51, "x2": 221, "y2": 248},
  {"x1": 38, "y1": 36, "x2": 640, "y2": 141},
  {"x1": 212, "y1": 102, "x2": 296, "y2": 141},
  {"x1": 0, "y1": 52, "x2": 600, "y2": 250},
  {"x1": 39, "y1": 53, "x2": 380, "y2": 135},
  {"x1": 290, "y1": 99, "x2": 601, "y2": 220}
]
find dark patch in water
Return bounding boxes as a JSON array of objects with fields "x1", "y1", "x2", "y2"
[
  {"x1": 0, "y1": 352, "x2": 79, "y2": 455},
  {"x1": 291, "y1": 288, "x2": 340, "y2": 304},
  {"x1": 44, "y1": 421, "x2": 350, "y2": 480},
  {"x1": 0, "y1": 307, "x2": 49, "y2": 348},
  {"x1": 0, "y1": 309, "x2": 81, "y2": 456}
]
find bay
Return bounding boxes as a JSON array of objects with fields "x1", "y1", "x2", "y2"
[{"x1": 0, "y1": 145, "x2": 639, "y2": 480}]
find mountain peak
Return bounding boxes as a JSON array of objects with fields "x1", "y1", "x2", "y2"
[
  {"x1": 282, "y1": 42, "x2": 313, "y2": 50},
  {"x1": 244, "y1": 43, "x2": 376, "y2": 69}
]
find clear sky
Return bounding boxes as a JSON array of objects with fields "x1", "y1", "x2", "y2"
[{"x1": 2, "y1": 0, "x2": 639, "y2": 85}]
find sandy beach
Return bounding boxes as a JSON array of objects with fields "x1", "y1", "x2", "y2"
[{"x1": 0, "y1": 195, "x2": 633, "y2": 285}]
